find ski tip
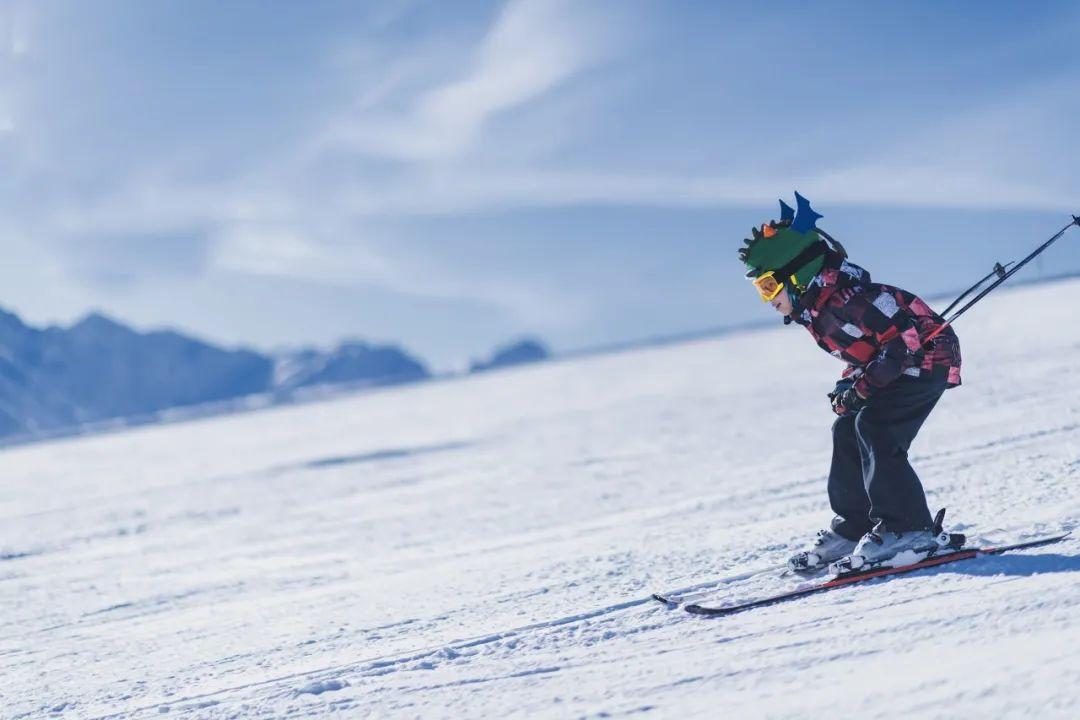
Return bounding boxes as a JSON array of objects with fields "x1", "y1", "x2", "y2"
[
  {"x1": 651, "y1": 593, "x2": 678, "y2": 607},
  {"x1": 684, "y1": 603, "x2": 731, "y2": 616}
]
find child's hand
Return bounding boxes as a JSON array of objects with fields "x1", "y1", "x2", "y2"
[
  {"x1": 827, "y1": 378, "x2": 855, "y2": 415},
  {"x1": 833, "y1": 387, "x2": 868, "y2": 415}
]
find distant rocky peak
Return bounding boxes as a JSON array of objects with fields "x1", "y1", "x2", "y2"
[
  {"x1": 69, "y1": 311, "x2": 137, "y2": 339},
  {"x1": 470, "y1": 338, "x2": 550, "y2": 374}
]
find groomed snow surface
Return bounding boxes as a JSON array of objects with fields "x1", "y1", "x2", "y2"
[{"x1": 3, "y1": 278, "x2": 1079, "y2": 719}]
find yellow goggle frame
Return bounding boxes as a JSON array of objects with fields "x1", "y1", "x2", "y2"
[{"x1": 751, "y1": 271, "x2": 796, "y2": 302}]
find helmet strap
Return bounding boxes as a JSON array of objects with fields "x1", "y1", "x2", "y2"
[{"x1": 770, "y1": 239, "x2": 828, "y2": 292}]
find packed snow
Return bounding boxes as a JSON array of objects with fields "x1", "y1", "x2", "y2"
[{"x1": 2, "y1": 278, "x2": 1079, "y2": 719}]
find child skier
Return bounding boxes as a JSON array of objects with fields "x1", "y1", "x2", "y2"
[{"x1": 739, "y1": 193, "x2": 962, "y2": 571}]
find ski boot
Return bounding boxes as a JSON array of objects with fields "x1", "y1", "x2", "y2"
[
  {"x1": 831, "y1": 508, "x2": 966, "y2": 575},
  {"x1": 788, "y1": 526, "x2": 858, "y2": 573}
]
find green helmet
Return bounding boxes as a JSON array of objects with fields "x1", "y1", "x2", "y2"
[{"x1": 738, "y1": 192, "x2": 833, "y2": 293}]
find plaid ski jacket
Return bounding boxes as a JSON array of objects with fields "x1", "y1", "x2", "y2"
[{"x1": 792, "y1": 253, "x2": 962, "y2": 397}]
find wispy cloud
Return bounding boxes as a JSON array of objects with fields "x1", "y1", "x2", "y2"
[
  {"x1": 187, "y1": 0, "x2": 623, "y2": 325},
  {"x1": 802, "y1": 77, "x2": 1080, "y2": 213},
  {"x1": 321, "y1": 0, "x2": 613, "y2": 162},
  {"x1": 0, "y1": 2, "x2": 30, "y2": 133}
]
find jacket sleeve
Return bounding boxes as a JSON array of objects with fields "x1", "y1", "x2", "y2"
[{"x1": 835, "y1": 289, "x2": 923, "y2": 397}]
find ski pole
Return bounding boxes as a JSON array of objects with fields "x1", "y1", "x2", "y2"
[
  {"x1": 923, "y1": 214, "x2": 1080, "y2": 346},
  {"x1": 939, "y1": 261, "x2": 1013, "y2": 318}
]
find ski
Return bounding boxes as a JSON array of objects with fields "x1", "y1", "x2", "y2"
[
  {"x1": 655, "y1": 509, "x2": 956, "y2": 608},
  {"x1": 651, "y1": 563, "x2": 823, "y2": 607},
  {"x1": 649, "y1": 558, "x2": 831, "y2": 607},
  {"x1": 684, "y1": 531, "x2": 1071, "y2": 617},
  {"x1": 651, "y1": 564, "x2": 781, "y2": 607}
]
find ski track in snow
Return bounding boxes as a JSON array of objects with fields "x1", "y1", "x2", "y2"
[{"x1": 2, "y1": 279, "x2": 1079, "y2": 718}]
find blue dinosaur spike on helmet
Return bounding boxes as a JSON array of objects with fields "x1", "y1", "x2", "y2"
[
  {"x1": 779, "y1": 199, "x2": 795, "y2": 223},
  {"x1": 791, "y1": 191, "x2": 823, "y2": 234}
]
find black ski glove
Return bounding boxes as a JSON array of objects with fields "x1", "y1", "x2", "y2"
[
  {"x1": 833, "y1": 386, "x2": 868, "y2": 416},
  {"x1": 828, "y1": 379, "x2": 854, "y2": 415}
]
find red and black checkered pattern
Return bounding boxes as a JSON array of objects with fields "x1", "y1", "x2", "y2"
[{"x1": 793, "y1": 253, "x2": 961, "y2": 397}]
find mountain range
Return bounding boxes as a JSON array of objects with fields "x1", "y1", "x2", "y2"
[{"x1": 0, "y1": 308, "x2": 433, "y2": 440}]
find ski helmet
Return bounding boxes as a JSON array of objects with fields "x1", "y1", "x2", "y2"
[{"x1": 739, "y1": 192, "x2": 834, "y2": 294}]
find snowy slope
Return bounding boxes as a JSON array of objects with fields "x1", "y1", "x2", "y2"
[{"x1": 1, "y1": 278, "x2": 1079, "y2": 719}]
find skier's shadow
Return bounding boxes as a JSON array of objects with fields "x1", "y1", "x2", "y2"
[{"x1": 947, "y1": 552, "x2": 1080, "y2": 577}]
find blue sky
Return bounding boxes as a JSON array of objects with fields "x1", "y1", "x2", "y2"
[{"x1": 1, "y1": 1, "x2": 1078, "y2": 368}]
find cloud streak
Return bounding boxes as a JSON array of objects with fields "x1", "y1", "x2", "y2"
[{"x1": 321, "y1": 0, "x2": 613, "y2": 162}]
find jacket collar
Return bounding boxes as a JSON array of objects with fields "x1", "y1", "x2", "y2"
[{"x1": 793, "y1": 252, "x2": 870, "y2": 323}]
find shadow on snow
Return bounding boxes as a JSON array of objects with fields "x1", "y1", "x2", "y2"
[
  {"x1": 948, "y1": 552, "x2": 1080, "y2": 578},
  {"x1": 261, "y1": 440, "x2": 476, "y2": 476}
]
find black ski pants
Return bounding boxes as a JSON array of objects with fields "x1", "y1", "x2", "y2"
[{"x1": 828, "y1": 375, "x2": 947, "y2": 540}]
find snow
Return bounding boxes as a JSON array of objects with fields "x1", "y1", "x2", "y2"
[{"x1": 2, "y1": 278, "x2": 1079, "y2": 719}]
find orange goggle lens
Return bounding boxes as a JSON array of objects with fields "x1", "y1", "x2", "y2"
[
  {"x1": 752, "y1": 272, "x2": 785, "y2": 302},
  {"x1": 761, "y1": 223, "x2": 778, "y2": 238}
]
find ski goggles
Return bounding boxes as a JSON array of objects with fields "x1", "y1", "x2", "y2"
[{"x1": 751, "y1": 271, "x2": 787, "y2": 302}]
